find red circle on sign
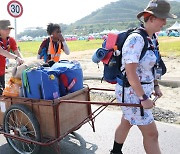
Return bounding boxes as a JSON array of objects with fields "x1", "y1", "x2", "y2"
[{"x1": 7, "y1": 0, "x2": 23, "y2": 18}]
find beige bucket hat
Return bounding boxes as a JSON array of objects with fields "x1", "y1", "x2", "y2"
[
  {"x1": 0, "y1": 20, "x2": 14, "y2": 30},
  {"x1": 137, "y1": 0, "x2": 177, "y2": 19}
]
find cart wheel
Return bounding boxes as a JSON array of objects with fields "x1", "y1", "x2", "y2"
[{"x1": 3, "y1": 104, "x2": 41, "y2": 154}]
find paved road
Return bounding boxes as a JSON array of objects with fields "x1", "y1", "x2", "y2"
[{"x1": 0, "y1": 108, "x2": 180, "y2": 154}]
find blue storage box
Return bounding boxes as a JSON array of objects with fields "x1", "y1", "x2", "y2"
[{"x1": 49, "y1": 60, "x2": 83, "y2": 96}]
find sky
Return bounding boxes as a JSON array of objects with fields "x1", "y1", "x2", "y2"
[{"x1": 0, "y1": 0, "x2": 118, "y2": 36}]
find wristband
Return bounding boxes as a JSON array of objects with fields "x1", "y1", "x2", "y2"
[
  {"x1": 139, "y1": 94, "x2": 148, "y2": 101},
  {"x1": 154, "y1": 85, "x2": 159, "y2": 88}
]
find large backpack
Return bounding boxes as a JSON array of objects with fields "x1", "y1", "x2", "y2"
[
  {"x1": 93, "y1": 28, "x2": 166, "y2": 116},
  {"x1": 101, "y1": 28, "x2": 148, "y2": 84}
]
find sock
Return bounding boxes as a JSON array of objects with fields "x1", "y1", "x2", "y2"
[{"x1": 112, "y1": 141, "x2": 123, "y2": 153}]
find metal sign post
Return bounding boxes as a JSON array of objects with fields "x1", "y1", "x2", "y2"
[
  {"x1": 14, "y1": 18, "x2": 17, "y2": 40},
  {"x1": 7, "y1": 0, "x2": 23, "y2": 40}
]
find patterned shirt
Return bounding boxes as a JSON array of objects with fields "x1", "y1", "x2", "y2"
[
  {"x1": 115, "y1": 32, "x2": 158, "y2": 125},
  {"x1": 121, "y1": 33, "x2": 157, "y2": 82}
]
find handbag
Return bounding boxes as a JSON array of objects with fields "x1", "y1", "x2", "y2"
[{"x1": 159, "y1": 56, "x2": 167, "y2": 75}]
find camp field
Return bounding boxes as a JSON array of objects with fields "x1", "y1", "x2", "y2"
[{"x1": 17, "y1": 36, "x2": 180, "y2": 57}]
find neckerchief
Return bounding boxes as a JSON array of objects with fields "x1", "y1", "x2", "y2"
[
  {"x1": 139, "y1": 25, "x2": 158, "y2": 49},
  {"x1": 0, "y1": 36, "x2": 10, "y2": 50}
]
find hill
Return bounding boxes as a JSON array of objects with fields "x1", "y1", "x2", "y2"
[
  {"x1": 17, "y1": 0, "x2": 180, "y2": 38},
  {"x1": 75, "y1": 0, "x2": 180, "y2": 25},
  {"x1": 63, "y1": 0, "x2": 180, "y2": 35}
]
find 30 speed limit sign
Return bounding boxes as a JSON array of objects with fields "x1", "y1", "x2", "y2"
[{"x1": 7, "y1": 0, "x2": 23, "y2": 18}]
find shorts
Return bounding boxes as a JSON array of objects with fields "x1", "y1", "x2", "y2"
[{"x1": 115, "y1": 83, "x2": 154, "y2": 125}]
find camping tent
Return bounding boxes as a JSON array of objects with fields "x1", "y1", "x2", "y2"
[
  {"x1": 166, "y1": 21, "x2": 180, "y2": 37},
  {"x1": 167, "y1": 21, "x2": 180, "y2": 32}
]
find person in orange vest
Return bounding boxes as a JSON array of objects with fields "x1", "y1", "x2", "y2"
[
  {"x1": 37, "y1": 23, "x2": 70, "y2": 63},
  {"x1": 0, "y1": 19, "x2": 24, "y2": 95}
]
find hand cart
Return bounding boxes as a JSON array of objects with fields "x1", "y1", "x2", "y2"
[{"x1": 0, "y1": 85, "x2": 147, "y2": 154}]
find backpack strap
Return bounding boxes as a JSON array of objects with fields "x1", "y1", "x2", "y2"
[
  {"x1": 120, "y1": 28, "x2": 148, "y2": 74},
  {"x1": 132, "y1": 28, "x2": 149, "y2": 61},
  {"x1": 121, "y1": 28, "x2": 148, "y2": 74}
]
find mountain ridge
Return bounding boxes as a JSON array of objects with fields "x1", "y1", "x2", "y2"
[
  {"x1": 74, "y1": 0, "x2": 180, "y2": 25},
  {"x1": 17, "y1": 0, "x2": 180, "y2": 38}
]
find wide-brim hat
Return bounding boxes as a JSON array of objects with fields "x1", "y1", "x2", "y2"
[
  {"x1": 137, "y1": 0, "x2": 177, "y2": 19},
  {"x1": 0, "y1": 20, "x2": 14, "y2": 30}
]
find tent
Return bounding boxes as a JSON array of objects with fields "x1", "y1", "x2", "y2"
[
  {"x1": 158, "y1": 31, "x2": 167, "y2": 36},
  {"x1": 167, "y1": 21, "x2": 180, "y2": 32}
]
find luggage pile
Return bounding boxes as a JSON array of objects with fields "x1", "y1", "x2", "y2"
[{"x1": 3, "y1": 60, "x2": 83, "y2": 100}]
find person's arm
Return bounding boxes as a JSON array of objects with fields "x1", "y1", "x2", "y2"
[
  {"x1": 62, "y1": 41, "x2": 70, "y2": 55},
  {"x1": 125, "y1": 63, "x2": 154, "y2": 109},
  {"x1": 8, "y1": 37, "x2": 24, "y2": 64},
  {"x1": 125, "y1": 63, "x2": 144, "y2": 97},
  {"x1": 154, "y1": 80, "x2": 163, "y2": 97},
  {"x1": 14, "y1": 49, "x2": 24, "y2": 65},
  {"x1": 59, "y1": 33, "x2": 70, "y2": 55},
  {"x1": 122, "y1": 33, "x2": 154, "y2": 109},
  {"x1": 14, "y1": 49, "x2": 23, "y2": 59},
  {"x1": 0, "y1": 47, "x2": 23, "y2": 64},
  {"x1": 0, "y1": 46, "x2": 17, "y2": 59}
]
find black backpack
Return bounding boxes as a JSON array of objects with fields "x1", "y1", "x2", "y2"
[{"x1": 102, "y1": 28, "x2": 149, "y2": 84}]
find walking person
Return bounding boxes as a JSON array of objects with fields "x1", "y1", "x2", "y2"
[
  {"x1": 37, "y1": 23, "x2": 70, "y2": 63},
  {"x1": 110, "y1": 0, "x2": 177, "y2": 153},
  {"x1": 0, "y1": 19, "x2": 24, "y2": 95}
]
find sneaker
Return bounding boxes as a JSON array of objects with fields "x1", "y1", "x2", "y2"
[{"x1": 110, "y1": 150, "x2": 123, "y2": 154}]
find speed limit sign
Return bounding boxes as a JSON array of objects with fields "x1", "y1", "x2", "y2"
[{"x1": 7, "y1": 0, "x2": 23, "y2": 18}]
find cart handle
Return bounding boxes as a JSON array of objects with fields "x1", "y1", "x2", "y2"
[
  {"x1": 58, "y1": 100, "x2": 142, "y2": 107},
  {"x1": 57, "y1": 95, "x2": 159, "y2": 107}
]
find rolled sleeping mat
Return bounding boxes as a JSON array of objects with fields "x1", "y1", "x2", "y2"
[{"x1": 92, "y1": 48, "x2": 109, "y2": 63}]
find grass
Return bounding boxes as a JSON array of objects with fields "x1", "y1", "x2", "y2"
[
  {"x1": 17, "y1": 37, "x2": 180, "y2": 58},
  {"x1": 17, "y1": 41, "x2": 41, "y2": 57},
  {"x1": 17, "y1": 39, "x2": 103, "y2": 57},
  {"x1": 158, "y1": 37, "x2": 180, "y2": 57}
]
